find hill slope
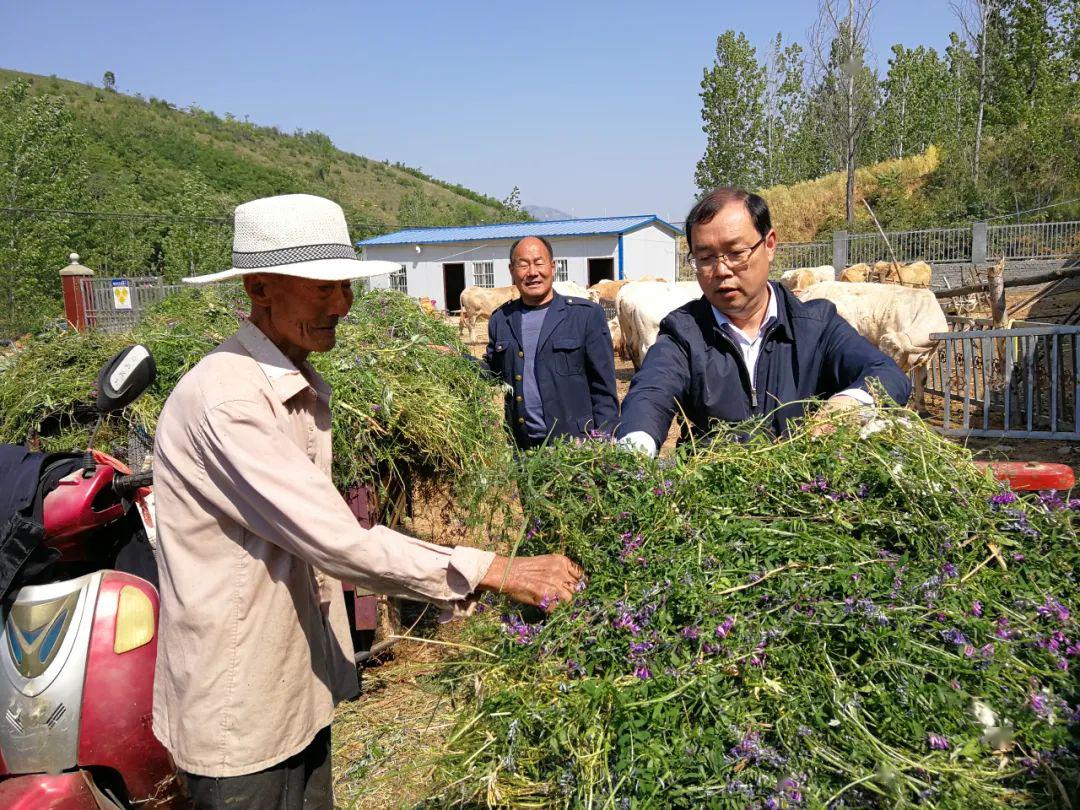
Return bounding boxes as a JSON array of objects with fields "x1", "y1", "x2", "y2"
[
  {"x1": 759, "y1": 148, "x2": 940, "y2": 243},
  {"x1": 0, "y1": 68, "x2": 515, "y2": 235}
]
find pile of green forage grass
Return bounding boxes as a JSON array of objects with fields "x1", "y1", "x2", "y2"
[
  {"x1": 432, "y1": 412, "x2": 1078, "y2": 808},
  {"x1": 0, "y1": 286, "x2": 510, "y2": 496}
]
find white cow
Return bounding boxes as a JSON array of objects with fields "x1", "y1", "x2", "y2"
[
  {"x1": 800, "y1": 281, "x2": 948, "y2": 412},
  {"x1": 554, "y1": 281, "x2": 601, "y2": 302},
  {"x1": 778, "y1": 265, "x2": 836, "y2": 295},
  {"x1": 616, "y1": 281, "x2": 701, "y2": 369}
]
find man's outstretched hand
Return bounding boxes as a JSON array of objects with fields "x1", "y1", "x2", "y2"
[{"x1": 477, "y1": 554, "x2": 583, "y2": 612}]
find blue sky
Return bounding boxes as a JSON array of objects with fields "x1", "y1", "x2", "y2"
[{"x1": 2, "y1": 1, "x2": 961, "y2": 222}]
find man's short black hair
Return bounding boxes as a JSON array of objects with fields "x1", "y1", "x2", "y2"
[
  {"x1": 509, "y1": 235, "x2": 554, "y2": 262},
  {"x1": 684, "y1": 187, "x2": 772, "y2": 253}
]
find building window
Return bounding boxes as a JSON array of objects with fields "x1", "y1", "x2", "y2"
[
  {"x1": 472, "y1": 261, "x2": 494, "y2": 287},
  {"x1": 389, "y1": 264, "x2": 408, "y2": 293},
  {"x1": 555, "y1": 259, "x2": 568, "y2": 282}
]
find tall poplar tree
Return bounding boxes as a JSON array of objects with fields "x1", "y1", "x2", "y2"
[{"x1": 695, "y1": 30, "x2": 766, "y2": 193}]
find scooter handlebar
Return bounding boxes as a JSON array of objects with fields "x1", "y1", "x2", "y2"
[{"x1": 113, "y1": 468, "x2": 153, "y2": 495}]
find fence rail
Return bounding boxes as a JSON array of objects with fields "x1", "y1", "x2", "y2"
[
  {"x1": 987, "y1": 221, "x2": 1080, "y2": 261},
  {"x1": 772, "y1": 241, "x2": 831, "y2": 271},
  {"x1": 847, "y1": 227, "x2": 972, "y2": 265},
  {"x1": 777, "y1": 220, "x2": 1080, "y2": 275},
  {"x1": 78, "y1": 276, "x2": 185, "y2": 333},
  {"x1": 920, "y1": 321, "x2": 1080, "y2": 440}
]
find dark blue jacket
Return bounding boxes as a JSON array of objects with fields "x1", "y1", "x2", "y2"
[
  {"x1": 485, "y1": 292, "x2": 619, "y2": 448},
  {"x1": 616, "y1": 283, "x2": 911, "y2": 445}
]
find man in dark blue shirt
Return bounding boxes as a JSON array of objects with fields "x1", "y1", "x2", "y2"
[
  {"x1": 484, "y1": 236, "x2": 618, "y2": 449},
  {"x1": 617, "y1": 187, "x2": 910, "y2": 455}
]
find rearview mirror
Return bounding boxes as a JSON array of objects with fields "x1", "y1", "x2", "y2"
[{"x1": 96, "y1": 345, "x2": 156, "y2": 413}]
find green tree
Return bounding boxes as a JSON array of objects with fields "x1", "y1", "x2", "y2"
[
  {"x1": 160, "y1": 173, "x2": 231, "y2": 283},
  {"x1": 0, "y1": 79, "x2": 89, "y2": 336},
  {"x1": 695, "y1": 30, "x2": 766, "y2": 192},
  {"x1": 808, "y1": 0, "x2": 879, "y2": 226},
  {"x1": 102, "y1": 71, "x2": 116, "y2": 92},
  {"x1": 763, "y1": 34, "x2": 810, "y2": 186},
  {"x1": 397, "y1": 188, "x2": 433, "y2": 227},
  {"x1": 877, "y1": 45, "x2": 952, "y2": 160}
]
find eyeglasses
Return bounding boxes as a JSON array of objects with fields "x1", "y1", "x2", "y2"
[{"x1": 688, "y1": 236, "x2": 766, "y2": 273}]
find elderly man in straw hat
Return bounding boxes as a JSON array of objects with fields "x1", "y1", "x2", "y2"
[{"x1": 152, "y1": 194, "x2": 582, "y2": 809}]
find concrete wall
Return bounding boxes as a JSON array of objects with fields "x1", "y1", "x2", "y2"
[{"x1": 620, "y1": 223, "x2": 678, "y2": 281}]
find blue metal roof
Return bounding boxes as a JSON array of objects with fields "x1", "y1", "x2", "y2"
[{"x1": 357, "y1": 214, "x2": 682, "y2": 246}]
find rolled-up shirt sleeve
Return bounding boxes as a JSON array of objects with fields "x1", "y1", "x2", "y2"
[{"x1": 194, "y1": 397, "x2": 494, "y2": 608}]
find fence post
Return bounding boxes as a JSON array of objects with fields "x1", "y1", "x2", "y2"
[
  {"x1": 972, "y1": 221, "x2": 988, "y2": 266},
  {"x1": 59, "y1": 253, "x2": 94, "y2": 332},
  {"x1": 832, "y1": 231, "x2": 848, "y2": 270}
]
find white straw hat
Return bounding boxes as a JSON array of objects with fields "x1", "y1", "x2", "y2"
[{"x1": 182, "y1": 193, "x2": 398, "y2": 284}]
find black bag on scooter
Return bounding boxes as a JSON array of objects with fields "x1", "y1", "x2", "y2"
[{"x1": 0, "y1": 444, "x2": 83, "y2": 605}]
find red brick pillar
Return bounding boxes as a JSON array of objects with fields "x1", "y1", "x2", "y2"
[{"x1": 59, "y1": 252, "x2": 94, "y2": 332}]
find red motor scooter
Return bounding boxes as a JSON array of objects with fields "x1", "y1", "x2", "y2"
[{"x1": 0, "y1": 345, "x2": 185, "y2": 808}]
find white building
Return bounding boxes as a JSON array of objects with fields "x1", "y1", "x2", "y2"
[{"x1": 357, "y1": 215, "x2": 682, "y2": 311}]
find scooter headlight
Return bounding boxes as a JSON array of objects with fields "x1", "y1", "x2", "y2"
[{"x1": 114, "y1": 586, "x2": 155, "y2": 654}]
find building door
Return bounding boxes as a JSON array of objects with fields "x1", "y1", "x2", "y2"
[
  {"x1": 588, "y1": 257, "x2": 615, "y2": 286},
  {"x1": 443, "y1": 263, "x2": 466, "y2": 312}
]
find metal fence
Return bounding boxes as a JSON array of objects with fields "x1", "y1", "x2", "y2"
[
  {"x1": 847, "y1": 226, "x2": 972, "y2": 266},
  {"x1": 921, "y1": 319, "x2": 1080, "y2": 440},
  {"x1": 987, "y1": 221, "x2": 1080, "y2": 261},
  {"x1": 78, "y1": 276, "x2": 185, "y2": 333},
  {"x1": 776, "y1": 220, "x2": 1080, "y2": 276},
  {"x1": 772, "y1": 241, "x2": 832, "y2": 271}
]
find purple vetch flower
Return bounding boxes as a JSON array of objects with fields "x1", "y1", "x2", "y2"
[
  {"x1": 941, "y1": 628, "x2": 969, "y2": 646},
  {"x1": 799, "y1": 475, "x2": 830, "y2": 494},
  {"x1": 927, "y1": 733, "x2": 950, "y2": 750},
  {"x1": 1028, "y1": 691, "x2": 1051, "y2": 718},
  {"x1": 1066, "y1": 641, "x2": 1080, "y2": 657},
  {"x1": 980, "y1": 643, "x2": 995, "y2": 659},
  {"x1": 995, "y1": 616, "x2": 1014, "y2": 640},
  {"x1": 1056, "y1": 658, "x2": 1069, "y2": 671},
  {"x1": 1068, "y1": 499, "x2": 1080, "y2": 511},
  {"x1": 525, "y1": 518, "x2": 541, "y2": 540},
  {"x1": 538, "y1": 594, "x2": 559, "y2": 612},
  {"x1": 963, "y1": 644, "x2": 976, "y2": 658},
  {"x1": 618, "y1": 532, "x2": 645, "y2": 564},
  {"x1": 715, "y1": 616, "x2": 736, "y2": 638},
  {"x1": 615, "y1": 617, "x2": 641, "y2": 635},
  {"x1": 574, "y1": 578, "x2": 587, "y2": 593},
  {"x1": 856, "y1": 483, "x2": 871, "y2": 499},
  {"x1": 702, "y1": 642, "x2": 721, "y2": 655},
  {"x1": 972, "y1": 600, "x2": 984, "y2": 617},
  {"x1": 629, "y1": 640, "x2": 655, "y2": 657},
  {"x1": 652, "y1": 480, "x2": 674, "y2": 497},
  {"x1": 633, "y1": 664, "x2": 651, "y2": 680},
  {"x1": 1037, "y1": 490, "x2": 1064, "y2": 510},
  {"x1": 989, "y1": 491, "x2": 1018, "y2": 507},
  {"x1": 680, "y1": 625, "x2": 700, "y2": 641},
  {"x1": 950, "y1": 679, "x2": 961, "y2": 690},
  {"x1": 566, "y1": 659, "x2": 583, "y2": 676},
  {"x1": 941, "y1": 562, "x2": 958, "y2": 579},
  {"x1": 1012, "y1": 552, "x2": 1026, "y2": 562},
  {"x1": 502, "y1": 613, "x2": 542, "y2": 645},
  {"x1": 1036, "y1": 597, "x2": 1070, "y2": 624}
]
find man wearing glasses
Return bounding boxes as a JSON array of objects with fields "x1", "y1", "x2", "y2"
[
  {"x1": 484, "y1": 235, "x2": 618, "y2": 449},
  {"x1": 617, "y1": 186, "x2": 910, "y2": 456}
]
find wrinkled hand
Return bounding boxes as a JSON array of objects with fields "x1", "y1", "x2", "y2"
[
  {"x1": 477, "y1": 554, "x2": 583, "y2": 612},
  {"x1": 808, "y1": 394, "x2": 864, "y2": 438}
]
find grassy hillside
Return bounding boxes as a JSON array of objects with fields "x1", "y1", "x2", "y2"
[
  {"x1": 0, "y1": 68, "x2": 515, "y2": 235},
  {"x1": 760, "y1": 147, "x2": 941, "y2": 243}
]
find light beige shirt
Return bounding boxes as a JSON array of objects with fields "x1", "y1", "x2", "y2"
[{"x1": 152, "y1": 320, "x2": 495, "y2": 777}]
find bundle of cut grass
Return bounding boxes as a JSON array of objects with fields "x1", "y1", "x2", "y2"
[
  {"x1": 431, "y1": 414, "x2": 1078, "y2": 808},
  {"x1": 0, "y1": 286, "x2": 509, "y2": 493}
]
